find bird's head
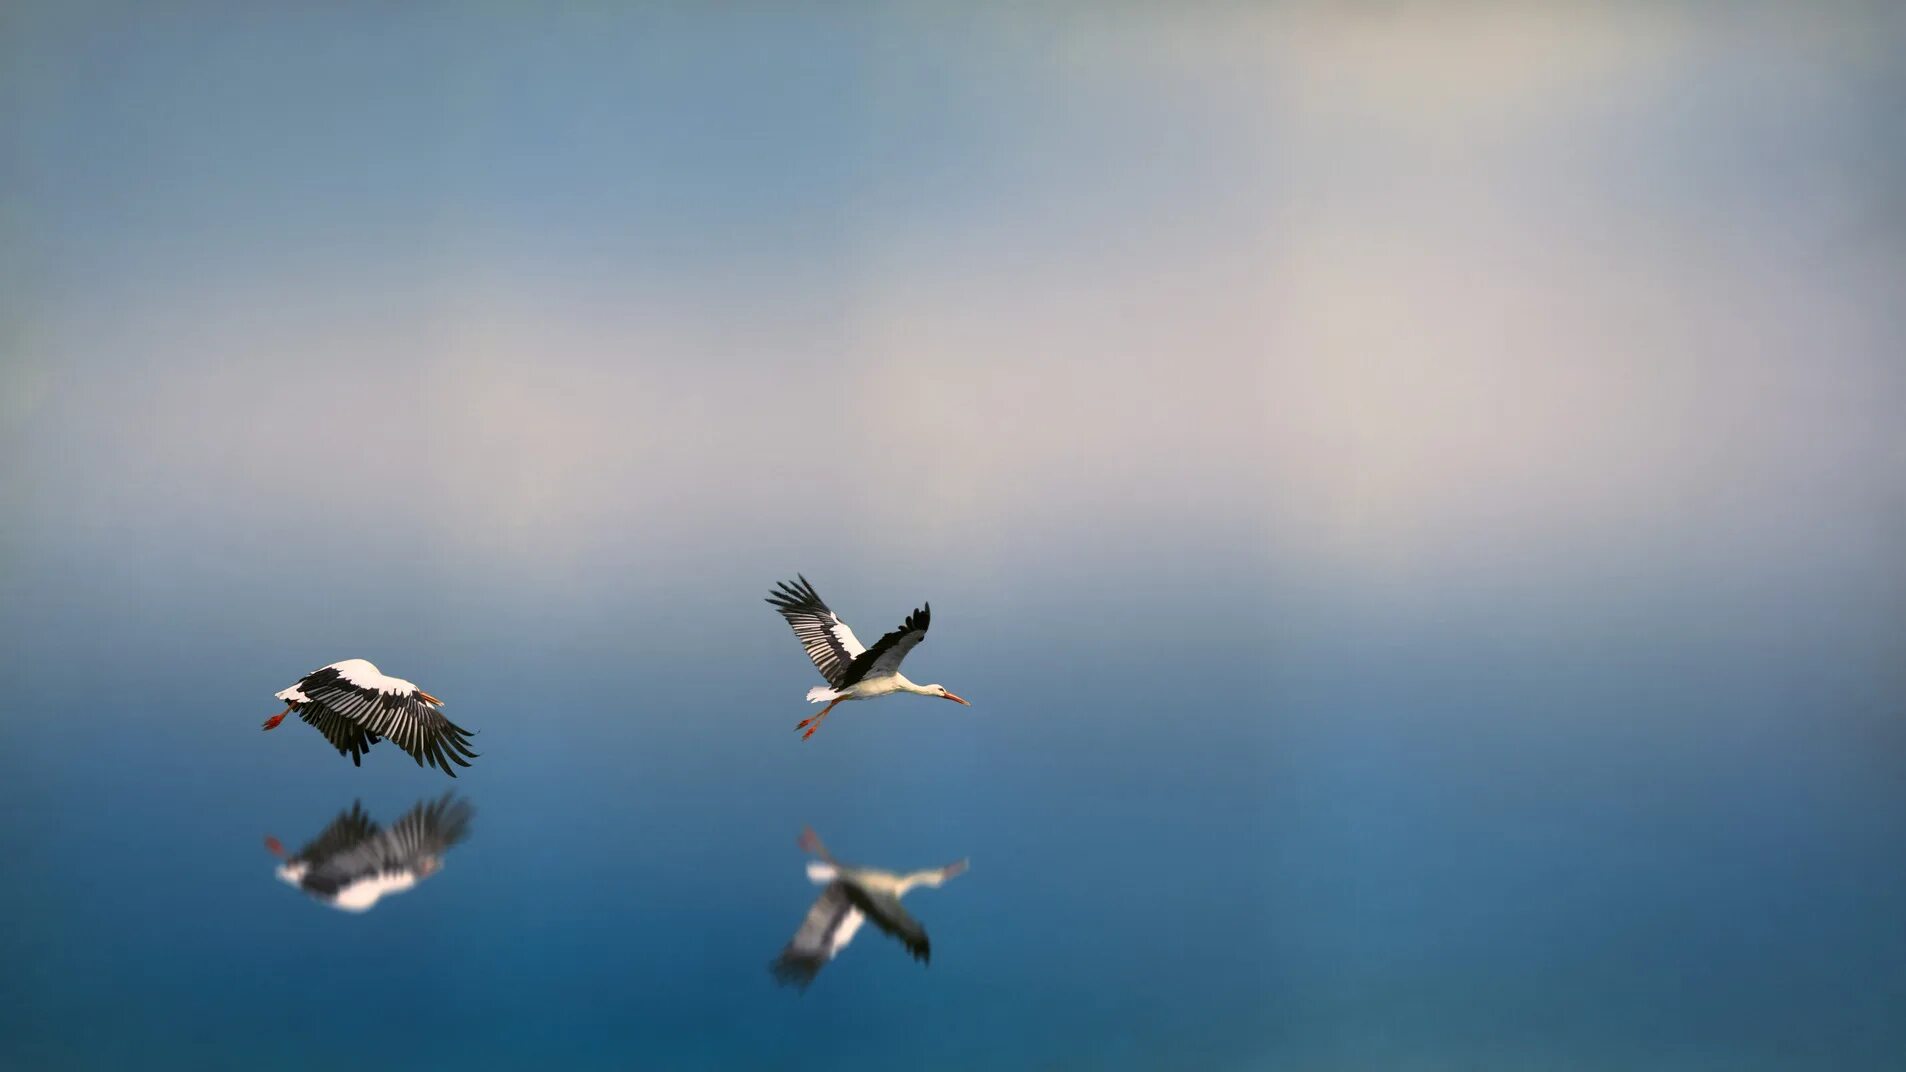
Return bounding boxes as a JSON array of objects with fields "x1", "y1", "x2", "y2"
[{"x1": 927, "y1": 685, "x2": 970, "y2": 706}]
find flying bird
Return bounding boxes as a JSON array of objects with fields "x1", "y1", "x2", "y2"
[
  {"x1": 766, "y1": 576, "x2": 969, "y2": 740},
  {"x1": 770, "y1": 826, "x2": 968, "y2": 989},
  {"x1": 265, "y1": 794, "x2": 474, "y2": 913},
  {"x1": 263, "y1": 659, "x2": 478, "y2": 777}
]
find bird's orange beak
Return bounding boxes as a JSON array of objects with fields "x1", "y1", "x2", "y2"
[
  {"x1": 417, "y1": 690, "x2": 443, "y2": 706},
  {"x1": 942, "y1": 691, "x2": 970, "y2": 706}
]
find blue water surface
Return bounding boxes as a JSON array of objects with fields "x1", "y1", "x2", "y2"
[{"x1": 2, "y1": 540, "x2": 1902, "y2": 1069}]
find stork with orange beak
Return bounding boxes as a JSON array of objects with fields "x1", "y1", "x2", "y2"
[
  {"x1": 767, "y1": 576, "x2": 970, "y2": 740},
  {"x1": 263, "y1": 658, "x2": 478, "y2": 776}
]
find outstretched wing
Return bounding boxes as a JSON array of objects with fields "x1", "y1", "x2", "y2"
[
  {"x1": 844, "y1": 884, "x2": 931, "y2": 964},
  {"x1": 291, "y1": 802, "x2": 379, "y2": 864},
  {"x1": 383, "y1": 793, "x2": 475, "y2": 862},
  {"x1": 318, "y1": 793, "x2": 473, "y2": 879},
  {"x1": 836, "y1": 605, "x2": 930, "y2": 687},
  {"x1": 290, "y1": 796, "x2": 473, "y2": 908},
  {"x1": 297, "y1": 705, "x2": 381, "y2": 766},
  {"x1": 287, "y1": 665, "x2": 479, "y2": 778},
  {"x1": 770, "y1": 882, "x2": 865, "y2": 989},
  {"x1": 766, "y1": 576, "x2": 866, "y2": 687}
]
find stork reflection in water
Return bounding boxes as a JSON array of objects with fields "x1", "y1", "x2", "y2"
[
  {"x1": 265, "y1": 794, "x2": 474, "y2": 912},
  {"x1": 772, "y1": 826, "x2": 968, "y2": 988}
]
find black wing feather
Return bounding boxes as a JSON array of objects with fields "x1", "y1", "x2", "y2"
[
  {"x1": 292, "y1": 668, "x2": 478, "y2": 778},
  {"x1": 297, "y1": 705, "x2": 380, "y2": 766},
  {"x1": 836, "y1": 604, "x2": 930, "y2": 687},
  {"x1": 770, "y1": 882, "x2": 859, "y2": 990},
  {"x1": 766, "y1": 575, "x2": 865, "y2": 687},
  {"x1": 843, "y1": 883, "x2": 931, "y2": 964},
  {"x1": 293, "y1": 794, "x2": 473, "y2": 898},
  {"x1": 381, "y1": 793, "x2": 475, "y2": 863},
  {"x1": 291, "y1": 802, "x2": 379, "y2": 864}
]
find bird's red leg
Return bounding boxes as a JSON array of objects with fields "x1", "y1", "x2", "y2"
[
  {"x1": 261, "y1": 706, "x2": 292, "y2": 731},
  {"x1": 797, "y1": 701, "x2": 840, "y2": 740},
  {"x1": 264, "y1": 836, "x2": 285, "y2": 858}
]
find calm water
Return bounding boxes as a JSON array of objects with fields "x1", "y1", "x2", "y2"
[{"x1": 2, "y1": 546, "x2": 1902, "y2": 1070}]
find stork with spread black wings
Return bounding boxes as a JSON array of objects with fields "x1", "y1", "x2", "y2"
[
  {"x1": 766, "y1": 576, "x2": 969, "y2": 740},
  {"x1": 262, "y1": 659, "x2": 478, "y2": 777}
]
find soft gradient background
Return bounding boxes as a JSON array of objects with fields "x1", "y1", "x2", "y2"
[{"x1": 3, "y1": 3, "x2": 1904, "y2": 1069}]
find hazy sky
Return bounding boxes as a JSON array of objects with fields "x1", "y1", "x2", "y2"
[{"x1": 3, "y1": 2, "x2": 1902, "y2": 620}]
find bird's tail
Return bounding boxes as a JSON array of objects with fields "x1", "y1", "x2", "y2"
[
  {"x1": 805, "y1": 861, "x2": 839, "y2": 884},
  {"x1": 805, "y1": 685, "x2": 839, "y2": 704}
]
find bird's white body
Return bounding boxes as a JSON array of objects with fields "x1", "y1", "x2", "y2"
[
  {"x1": 808, "y1": 859, "x2": 953, "y2": 898},
  {"x1": 275, "y1": 861, "x2": 421, "y2": 913},
  {"x1": 808, "y1": 673, "x2": 933, "y2": 704},
  {"x1": 275, "y1": 658, "x2": 419, "y2": 705}
]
